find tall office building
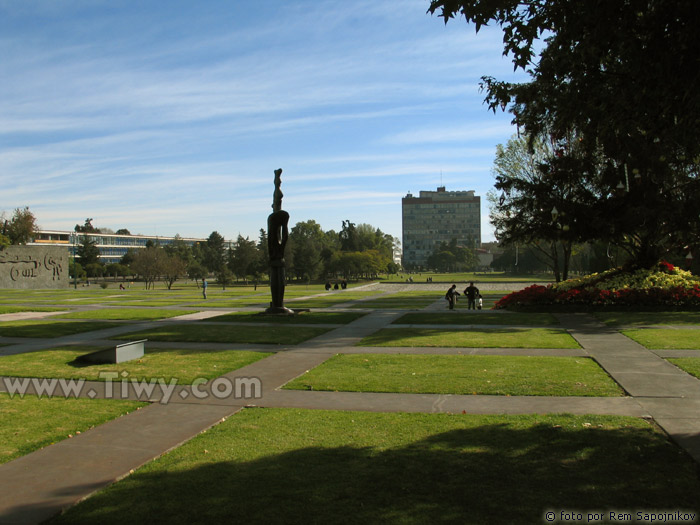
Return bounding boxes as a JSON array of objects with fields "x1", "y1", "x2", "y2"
[{"x1": 401, "y1": 186, "x2": 481, "y2": 268}]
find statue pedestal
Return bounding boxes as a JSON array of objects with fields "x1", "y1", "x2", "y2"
[
  {"x1": 264, "y1": 305, "x2": 296, "y2": 315},
  {"x1": 262, "y1": 305, "x2": 311, "y2": 316}
]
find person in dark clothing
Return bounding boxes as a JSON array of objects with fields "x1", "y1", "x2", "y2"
[
  {"x1": 445, "y1": 284, "x2": 460, "y2": 310},
  {"x1": 464, "y1": 282, "x2": 479, "y2": 310}
]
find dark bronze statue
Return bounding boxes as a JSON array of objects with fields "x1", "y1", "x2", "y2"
[{"x1": 266, "y1": 169, "x2": 293, "y2": 314}]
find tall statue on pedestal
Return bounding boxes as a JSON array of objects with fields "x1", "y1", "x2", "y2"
[{"x1": 265, "y1": 169, "x2": 293, "y2": 314}]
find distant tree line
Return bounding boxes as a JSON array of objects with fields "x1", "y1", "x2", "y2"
[{"x1": 69, "y1": 217, "x2": 400, "y2": 288}]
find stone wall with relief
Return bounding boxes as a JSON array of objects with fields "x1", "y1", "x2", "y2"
[{"x1": 0, "y1": 246, "x2": 69, "y2": 289}]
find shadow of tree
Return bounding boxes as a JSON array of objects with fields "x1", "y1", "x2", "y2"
[{"x1": 49, "y1": 414, "x2": 700, "y2": 524}]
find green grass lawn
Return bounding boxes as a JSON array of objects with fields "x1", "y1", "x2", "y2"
[
  {"x1": 286, "y1": 292, "x2": 384, "y2": 308},
  {"x1": 622, "y1": 328, "x2": 700, "y2": 349},
  {"x1": 51, "y1": 408, "x2": 699, "y2": 524},
  {"x1": 116, "y1": 323, "x2": 331, "y2": 345},
  {"x1": 0, "y1": 347, "x2": 272, "y2": 383},
  {"x1": 358, "y1": 327, "x2": 580, "y2": 349},
  {"x1": 0, "y1": 320, "x2": 124, "y2": 338},
  {"x1": 393, "y1": 312, "x2": 559, "y2": 326},
  {"x1": 284, "y1": 354, "x2": 623, "y2": 396},
  {"x1": 0, "y1": 306, "x2": 64, "y2": 315},
  {"x1": 205, "y1": 311, "x2": 366, "y2": 324},
  {"x1": 667, "y1": 358, "x2": 700, "y2": 379},
  {"x1": 53, "y1": 308, "x2": 196, "y2": 321},
  {"x1": 594, "y1": 311, "x2": 700, "y2": 326},
  {"x1": 349, "y1": 292, "x2": 441, "y2": 309},
  {"x1": 0, "y1": 394, "x2": 146, "y2": 465},
  {"x1": 386, "y1": 271, "x2": 555, "y2": 283}
]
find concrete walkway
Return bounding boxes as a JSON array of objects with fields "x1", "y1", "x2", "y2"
[{"x1": 1, "y1": 295, "x2": 700, "y2": 523}]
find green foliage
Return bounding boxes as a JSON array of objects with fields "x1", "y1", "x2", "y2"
[
  {"x1": 229, "y1": 235, "x2": 260, "y2": 281},
  {"x1": 74, "y1": 217, "x2": 99, "y2": 233},
  {"x1": 76, "y1": 233, "x2": 101, "y2": 267},
  {"x1": 426, "y1": 238, "x2": 478, "y2": 272},
  {"x1": 1, "y1": 207, "x2": 38, "y2": 245},
  {"x1": 430, "y1": 0, "x2": 700, "y2": 268},
  {"x1": 202, "y1": 231, "x2": 226, "y2": 273}
]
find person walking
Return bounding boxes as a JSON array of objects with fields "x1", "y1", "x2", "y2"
[
  {"x1": 464, "y1": 282, "x2": 480, "y2": 310},
  {"x1": 445, "y1": 284, "x2": 460, "y2": 310},
  {"x1": 202, "y1": 278, "x2": 208, "y2": 300}
]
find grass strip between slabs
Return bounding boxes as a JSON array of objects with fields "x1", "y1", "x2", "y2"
[
  {"x1": 0, "y1": 321, "x2": 125, "y2": 338},
  {"x1": 622, "y1": 328, "x2": 700, "y2": 349},
  {"x1": 593, "y1": 311, "x2": 700, "y2": 327},
  {"x1": 358, "y1": 327, "x2": 579, "y2": 349},
  {"x1": 115, "y1": 323, "x2": 330, "y2": 345},
  {"x1": 393, "y1": 312, "x2": 559, "y2": 326},
  {"x1": 283, "y1": 354, "x2": 623, "y2": 396},
  {"x1": 0, "y1": 347, "x2": 272, "y2": 384}
]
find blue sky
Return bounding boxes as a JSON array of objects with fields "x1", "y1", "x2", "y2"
[{"x1": 1, "y1": 0, "x2": 526, "y2": 244}]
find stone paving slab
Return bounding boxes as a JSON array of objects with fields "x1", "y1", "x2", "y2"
[{"x1": 0, "y1": 403, "x2": 240, "y2": 524}]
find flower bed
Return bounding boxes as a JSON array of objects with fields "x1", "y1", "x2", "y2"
[{"x1": 495, "y1": 262, "x2": 700, "y2": 310}]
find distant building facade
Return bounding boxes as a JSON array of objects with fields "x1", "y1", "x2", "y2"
[
  {"x1": 29, "y1": 230, "x2": 207, "y2": 265},
  {"x1": 401, "y1": 186, "x2": 481, "y2": 268}
]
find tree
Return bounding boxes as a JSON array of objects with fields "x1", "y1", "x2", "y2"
[
  {"x1": 339, "y1": 220, "x2": 358, "y2": 252},
  {"x1": 203, "y1": 231, "x2": 226, "y2": 273},
  {"x1": 429, "y1": 0, "x2": 700, "y2": 268},
  {"x1": 255, "y1": 229, "x2": 270, "y2": 278},
  {"x1": 76, "y1": 234, "x2": 101, "y2": 268},
  {"x1": 161, "y1": 253, "x2": 187, "y2": 290},
  {"x1": 116, "y1": 228, "x2": 131, "y2": 235},
  {"x1": 2, "y1": 207, "x2": 38, "y2": 245},
  {"x1": 120, "y1": 249, "x2": 138, "y2": 268},
  {"x1": 105, "y1": 263, "x2": 130, "y2": 281},
  {"x1": 426, "y1": 239, "x2": 478, "y2": 273},
  {"x1": 229, "y1": 235, "x2": 259, "y2": 281},
  {"x1": 289, "y1": 220, "x2": 325, "y2": 280},
  {"x1": 75, "y1": 218, "x2": 100, "y2": 233},
  {"x1": 488, "y1": 133, "x2": 601, "y2": 281},
  {"x1": 187, "y1": 260, "x2": 207, "y2": 288},
  {"x1": 69, "y1": 261, "x2": 86, "y2": 280},
  {"x1": 215, "y1": 267, "x2": 234, "y2": 290},
  {"x1": 164, "y1": 234, "x2": 192, "y2": 265},
  {"x1": 131, "y1": 246, "x2": 163, "y2": 289}
]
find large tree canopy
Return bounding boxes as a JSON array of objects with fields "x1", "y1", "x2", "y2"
[{"x1": 429, "y1": 0, "x2": 700, "y2": 267}]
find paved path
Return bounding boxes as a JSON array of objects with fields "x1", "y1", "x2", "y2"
[{"x1": 1, "y1": 290, "x2": 699, "y2": 523}]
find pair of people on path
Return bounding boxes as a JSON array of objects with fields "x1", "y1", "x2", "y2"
[{"x1": 446, "y1": 282, "x2": 480, "y2": 310}]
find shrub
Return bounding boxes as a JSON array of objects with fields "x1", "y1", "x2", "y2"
[{"x1": 495, "y1": 263, "x2": 700, "y2": 310}]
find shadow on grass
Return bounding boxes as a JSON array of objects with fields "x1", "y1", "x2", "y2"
[{"x1": 50, "y1": 421, "x2": 699, "y2": 524}]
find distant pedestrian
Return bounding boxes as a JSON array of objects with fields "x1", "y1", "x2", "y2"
[
  {"x1": 334, "y1": 282, "x2": 339, "y2": 290},
  {"x1": 445, "y1": 284, "x2": 460, "y2": 310},
  {"x1": 325, "y1": 281, "x2": 332, "y2": 291},
  {"x1": 202, "y1": 278, "x2": 208, "y2": 299},
  {"x1": 464, "y1": 282, "x2": 479, "y2": 310},
  {"x1": 477, "y1": 294, "x2": 483, "y2": 310}
]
